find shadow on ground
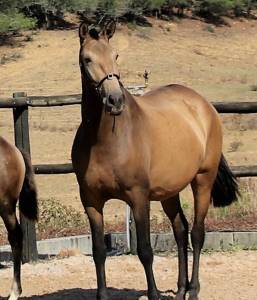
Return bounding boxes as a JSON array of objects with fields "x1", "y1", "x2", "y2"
[{"x1": 0, "y1": 288, "x2": 176, "y2": 300}]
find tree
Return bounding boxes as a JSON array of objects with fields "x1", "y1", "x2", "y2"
[
  {"x1": 0, "y1": 1, "x2": 36, "y2": 33},
  {"x1": 165, "y1": 0, "x2": 193, "y2": 16},
  {"x1": 233, "y1": 0, "x2": 257, "y2": 16},
  {"x1": 97, "y1": 0, "x2": 129, "y2": 16},
  {"x1": 194, "y1": 0, "x2": 234, "y2": 18},
  {"x1": 194, "y1": 0, "x2": 257, "y2": 18}
]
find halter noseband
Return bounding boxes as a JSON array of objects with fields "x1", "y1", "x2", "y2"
[
  {"x1": 96, "y1": 73, "x2": 120, "y2": 89},
  {"x1": 80, "y1": 62, "x2": 120, "y2": 91}
]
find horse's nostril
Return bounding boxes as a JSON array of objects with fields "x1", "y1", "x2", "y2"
[{"x1": 108, "y1": 96, "x2": 115, "y2": 106}]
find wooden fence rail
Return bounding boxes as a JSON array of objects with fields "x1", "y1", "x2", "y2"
[
  {"x1": 33, "y1": 163, "x2": 257, "y2": 177},
  {"x1": 0, "y1": 91, "x2": 257, "y2": 262},
  {"x1": 1, "y1": 93, "x2": 257, "y2": 112}
]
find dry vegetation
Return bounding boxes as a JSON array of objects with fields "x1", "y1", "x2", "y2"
[{"x1": 0, "y1": 17, "x2": 257, "y2": 243}]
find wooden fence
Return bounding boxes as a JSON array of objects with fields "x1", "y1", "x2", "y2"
[{"x1": 0, "y1": 91, "x2": 257, "y2": 262}]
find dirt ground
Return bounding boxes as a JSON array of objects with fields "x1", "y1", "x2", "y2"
[
  {"x1": 0, "y1": 251, "x2": 257, "y2": 300},
  {"x1": 0, "y1": 17, "x2": 257, "y2": 232}
]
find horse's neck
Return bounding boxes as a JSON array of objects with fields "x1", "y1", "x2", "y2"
[{"x1": 81, "y1": 86, "x2": 140, "y2": 146}]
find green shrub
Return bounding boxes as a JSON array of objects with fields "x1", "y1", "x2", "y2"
[
  {"x1": 194, "y1": 0, "x2": 235, "y2": 17},
  {"x1": 0, "y1": 10, "x2": 36, "y2": 33}
]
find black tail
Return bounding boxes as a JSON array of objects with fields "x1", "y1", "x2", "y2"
[
  {"x1": 19, "y1": 150, "x2": 38, "y2": 221},
  {"x1": 211, "y1": 154, "x2": 240, "y2": 207}
]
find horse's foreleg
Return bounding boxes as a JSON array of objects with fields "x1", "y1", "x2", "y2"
[
  {"x1": 130, "y1": 190, "x2": 160, "y2": 300},
  {"x1": 189, "y1": 174, "x2": 212, "y2": 300},
  {"x1": 81, "y1": 192, "x2": 108, "y2": 300},
  {"x1": 162, "y1": 195, "x2": 189, "y2": 300},
  {"x1": 2, "y1": 211, "x2": 23, "y2": 300}
]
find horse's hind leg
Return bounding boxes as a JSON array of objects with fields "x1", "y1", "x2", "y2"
[
  {"x1": 189, "y1": 173, "x2": 214, "y2": 300},
  {"x1": 130, "y1": 189, "x2": 159, "y2": 300},
  {"x1": 161, "y1": 195, "x2": 189, "y2": 300},
  {"x1": 1, "y1": 208, "x2": 23, "y2": 300}
]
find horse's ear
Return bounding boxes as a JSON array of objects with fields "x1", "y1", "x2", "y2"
[
  {"x1": 79, "y1": 22, "x2": 88, "y2": 43},
  {"x1": 101, "y1": 19, "x2": 116, "y2": 40}
]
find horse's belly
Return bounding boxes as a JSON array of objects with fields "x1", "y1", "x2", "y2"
[
  {"x1": 149, "y1": 170, "x2": 196, "y2": 201},
  {"x1": 149, "y1": 148, "x2": 202, "y2": 201}
]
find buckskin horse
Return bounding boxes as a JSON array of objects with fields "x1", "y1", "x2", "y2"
[
  {"x1": 0, "y1": 136, "x2": 38, "y2": 300},
  {"x1": 72, "y1": 20, "x2": 239, "y2": 300}
]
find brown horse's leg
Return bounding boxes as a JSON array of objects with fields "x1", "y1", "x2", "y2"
[
  {"x1": 1, "y1": 210, "x2": 23, "y2": 300},
  {"x1": 162, "y1": 195, "x2": 189, "y2": 300},
  {"x1": 80, "y1": 191, "x2": 108, "y2": 300},
  {"x1": 189, "y1": 173, "x2": 213, "y2": 300},
  {"x1": 131, "y1": 192, "x2": 159, "y2": 300}
]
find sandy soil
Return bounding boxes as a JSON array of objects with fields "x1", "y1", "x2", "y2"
[
  {"x1": 0, "y1": 18, "x2": 257, "y2": 231},
  {"x1": 0, "y1": 251, "x2": 257, "y2": 300}
]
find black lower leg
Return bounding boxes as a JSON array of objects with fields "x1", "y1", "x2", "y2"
[
  {"x1": 133, "y1": 203, "x2": 159, "y2": 300},
  {"x1": 86, "y1": 206, "x2": 108, "y2": 300},
  {"x1": 189, "y1": 174, "x2": 212, "y2": 300},
  {"x1": 173, "y1": 210, "x2": 189, "y2": 299},
  {"x1": 4, "y1": 214, "x2": 23, "y2": 298},
  {"x1": 189, "y1": 223, "x2": 205, "y2": 300},
  {"x1": 137, "y1": 240, "x2": 159, "y2": 299},
  {"x1": 92, "y1": 229, "x2": 107, "y2": 300},
  {"x1": 162, "y1": 198, "x2": 189, "y2": 300},
  {"x1": 9, "y1": 222, "x2": 23, "y2": 291}
]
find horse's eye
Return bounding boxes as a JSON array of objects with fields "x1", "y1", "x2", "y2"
[
  {"x1": 85, "y1": 57, "x2": 91, "y2": 64},
  {"x1": 116, "y1": 54, "x2": 119, "y2": 60}
]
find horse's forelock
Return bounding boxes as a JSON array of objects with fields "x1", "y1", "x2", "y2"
[{"x1": 89, "y1": 28, "x2": 100, "y2": 40}]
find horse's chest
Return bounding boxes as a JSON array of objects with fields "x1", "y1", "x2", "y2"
[
  {"x1": 84, "y1": 150, "x2": 147, "y2": 197},
  {"x1": 85, "y1": 159, "x2": 119, "y2": 193}
]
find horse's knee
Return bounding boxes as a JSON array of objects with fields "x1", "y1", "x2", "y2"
[{"x1": 175, "y1": 215, "x2": 189, "y2": 236}]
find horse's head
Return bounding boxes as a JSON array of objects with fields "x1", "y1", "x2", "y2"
[{"x1": 79, "y1": 20, "x2": 124, "y2": 116}]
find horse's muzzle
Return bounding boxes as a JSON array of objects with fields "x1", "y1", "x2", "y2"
[{"x1": 104, "y1": 94, "x2": 125, "y2": 115}]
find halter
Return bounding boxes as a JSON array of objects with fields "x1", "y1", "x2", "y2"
[
  {"x1": 96, "y1": 73, "x2": 120, "y2": 89},
  {"x1": 80, "y1": 62, "x2": 120, "y2": 93},
  {"x1": 80, "y1": 62, "x2": 124, "y2": 117}
]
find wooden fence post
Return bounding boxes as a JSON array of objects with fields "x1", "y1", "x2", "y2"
[{"x1": 13, "y1": 92, "x2": 38, "y2": 263}]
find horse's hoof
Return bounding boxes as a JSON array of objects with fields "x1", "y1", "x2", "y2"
[
  {"x1": 97, "y1": 296, "x2": 109, "y2": 300},
  {"x1": 188, "y1": 294, "x2": 199, "y2": 300},
  {"x1": 8, "y1": 286, "x2": 22, "y2": 300},
  {"x1": 174, "y1": 293, "x2": 186, "y2": 300},
  {"x1": 8, "y1": 291, "x2": 21, "y2": 300},
  {"x1": 148, "y1": 290, "x2": 161, "y2": 300},
  {"x1": 96, "y1": 290, "x2": 109, "y2": 300}
]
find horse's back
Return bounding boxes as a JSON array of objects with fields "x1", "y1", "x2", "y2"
[
  {"x1": 140, "y1": 84, "x2": 217, "y2": 117},
  {"x1": 138, "y1": 84, "x2": 220, "y2": 145}
]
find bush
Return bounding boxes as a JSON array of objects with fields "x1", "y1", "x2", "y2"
[
  {"x1": 0, "y1": 10, "x2": 36, "y2": 33},
  {"x1": 194, "y1": 0, "x2": 235, "y2": 17},
  {"x1": 193, "y1": 0, "x2": 257, "y2": 18},
  {"x1": 38, "y1": 198, "x2": 87, "y2": 233}
]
